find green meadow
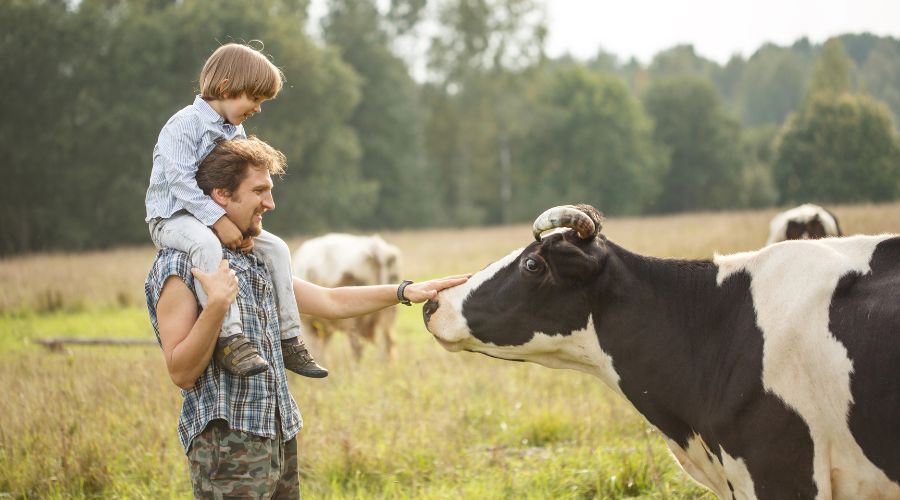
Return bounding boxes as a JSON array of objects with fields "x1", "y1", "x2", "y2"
[{"x1": 2, "y1": 203, "x2": 897, "y2": 499}]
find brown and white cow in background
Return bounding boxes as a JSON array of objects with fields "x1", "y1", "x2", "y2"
[
  {"x1": 293, "y1": 233, "x2": 401, "y2": 361},
  {"x1": 766, "y1": 203, "x2": 843, "y2": 245},
  {"x1": 424, "y1": 204, "x2": 899, "y2": 499}
]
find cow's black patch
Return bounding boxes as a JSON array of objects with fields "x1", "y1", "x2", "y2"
[
  {"x1": 829, "y1": 237, "x2": 900, "y2": 483},
  {"x1": 786, "y1": 220, "x2": 807, "y2": 240},
  {"x1": 806, "y1": 216, "x2": 827, "y2": 239},
  {"x1": 823, "y1": 207, "x2": 843, "y2": 236},
  {"x1": 594, "y1": 246, "x2": 817, "y2": 498}
]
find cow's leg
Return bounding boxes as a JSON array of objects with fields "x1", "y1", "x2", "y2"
[
  {"x1": 347, "y1": 329, "x2": 365, "y2": 361},
  {"x1": 300, "y1": 316, "x2": 329, "y2": 362},
  {"x1": 376, "y1": 309, "x2": 396, "y2": 362},
  {"x1": 382, "y1": 327, "x2": 395, "y2": 362}
]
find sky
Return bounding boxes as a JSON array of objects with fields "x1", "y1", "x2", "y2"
[
  {"x1": 307, "y1": 0, "x2": 900, "y2": 80},
  {"x1": 544, "y1": 0, "x2": 900, "y2": 64}
]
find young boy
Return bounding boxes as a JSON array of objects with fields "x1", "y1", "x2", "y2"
[{"x1": 145, "y1": 43, "x2": 327, "y2": 379}]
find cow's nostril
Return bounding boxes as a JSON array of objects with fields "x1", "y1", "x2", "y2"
[{"x1": 422, "y1": 299, "x2": 439, "y2": 323}]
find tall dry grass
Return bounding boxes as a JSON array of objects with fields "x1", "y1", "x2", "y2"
[{"x1": 1, "y1": 202, "x2": 897, "y2": 314}]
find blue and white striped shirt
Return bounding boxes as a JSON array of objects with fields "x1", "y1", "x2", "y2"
[
  {"x1": 145, "y1": 248, "x2": 303, "y2": 453},
  {"x1": 145, "y1": 96, "x2": 246, "y2": 225}
]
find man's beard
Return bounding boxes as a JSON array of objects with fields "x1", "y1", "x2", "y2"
[{"x1": 243, "y1": 215, "x2": 263, "y2": 238}]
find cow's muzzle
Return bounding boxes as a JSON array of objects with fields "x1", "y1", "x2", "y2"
[{"x1": 422, "y1": 299, "x2": 440, "y2": 325}]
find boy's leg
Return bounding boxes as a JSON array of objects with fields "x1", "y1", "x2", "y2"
[
  {"x1": 254, "y1": 231, "x2": 328, "y2": 378},
  {"x1": 151, "y1": 214, "x2": 269, "y2": 376}
]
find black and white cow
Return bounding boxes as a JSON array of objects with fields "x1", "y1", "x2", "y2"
[
  {"x1": 424, "y1": 204, "x2": 899, "y2": 499},
  {"x1": 766, "y1": 204, "x2": 843, "y2": 245}
]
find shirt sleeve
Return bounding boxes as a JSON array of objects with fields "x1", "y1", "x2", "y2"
[
  {"x1": 156, "y1": 116, "x2": 226, "y2": 226},
  {"x1": 145, "y1": 249, "x2": 198, "y2": 346}
]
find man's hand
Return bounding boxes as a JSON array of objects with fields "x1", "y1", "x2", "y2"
[
  {"x1": 191, "y1": 260, "x2": 238, "y2": 308},
  {"x1": 401, "y1": 274, "x2": 470, "y2": 303},
  {"x1": 212, "y1": 216, "x2": 243, "y2": 251}
]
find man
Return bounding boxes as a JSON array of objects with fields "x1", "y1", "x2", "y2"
[{"x1": 145, "y1": 136, "x2": 467, "y2": 498}]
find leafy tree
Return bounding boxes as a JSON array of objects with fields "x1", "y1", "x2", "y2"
[
  {"x1": 515, "y1": 67, "x2": 666, "y2": 217},
  {"x1": 0, "y1": 0, "x2": 106, "y2": 253},
  {"x1": 716, "y1": 55, "x2": 745, "y2": 113},
  {"x1": 643, "y1": 76, "x2": 745, "y2": 212},
  {"x1": 806, "y1": 37, "x2": 854, "y2": 98},
  {"x1": 736, "y1": 45, "x2": 810, "y2": 126},
  {"x1": 322, "y1": 0, "x2": 436, "y2": 228},
  {"x1": 425, "y1": 0, "x2": 546, "y2": 224},
  {"x1": 737, "y1": 126, "x2": 779, "y2": 208},
  {"x1": 0, "y1": 0, "x2": 370, "y2": 254},
  {"x1": 859, "y1": 38, "x2": 900, "y2": 122},
  {"x1": 647, "y1": 45, "x2": 720, "y2": 82},
  {"x1": 385, "y1": 0, "x2": 428, "y2": 37},
  {"x1": 773, "y1": 93, "x2": 900, "y2": 203},
  {"x1": 839, "y1": 33, "x2": 884, "y2": 67}
]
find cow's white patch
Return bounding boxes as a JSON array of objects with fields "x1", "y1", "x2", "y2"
[
  {"x1": 720, "y1": 449, "x2": 756, "y2": 499},
  {"x1": 426, "y1": 248, "x2": 522, "y2": 344},
  {"x1": 468, "y1": 315, "x2": 623, "y2": 393},
  {"x1": 716, "y1": 234, "x2": 900, "y2": 498}
]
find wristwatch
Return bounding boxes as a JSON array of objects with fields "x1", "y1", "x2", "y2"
[{"x1": 397, "y1": 280, "x2": 413, "y2": 306}]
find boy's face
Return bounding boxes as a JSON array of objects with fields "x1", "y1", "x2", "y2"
[{"x1": 220, "y1": 94, "x2": 268, "y2": 126}]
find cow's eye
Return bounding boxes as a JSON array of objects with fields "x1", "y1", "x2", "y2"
[{"x1": 524, "y1": 257, "x2": 541, "y2": 273}]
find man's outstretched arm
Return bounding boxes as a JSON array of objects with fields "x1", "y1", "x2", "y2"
[
  {"x1": 156, "y1": 260, "x2": 238, "y2": 389},
  {"x1": 292, "y1": 274, "x2": 469, "y2": 320}
]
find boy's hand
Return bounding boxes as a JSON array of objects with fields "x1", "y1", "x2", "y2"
[
  {"x1": 239, "y1": 236, "x2": 255, "y2": 254},
  {"x1": 191, "y1": 260, "x2": 238, "y2": 308},
  {"x1": 212, "y1": 216, "x2": 243, "y2": 250}
]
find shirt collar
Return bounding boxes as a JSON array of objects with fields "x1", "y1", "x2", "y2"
[
  {"x1": 222, "y1": 248, "x2": 260, "y2": 272},
  {"x1": 193, "y1": 95, "x2": 226, "y2": 125}
]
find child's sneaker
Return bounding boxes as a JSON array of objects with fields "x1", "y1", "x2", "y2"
[
  {"x1": 214, "y1": 334, "x2": 270, "y2": 376},
  {"x1": 281, "y1": 337, "x2": 328, "y2": 378}
]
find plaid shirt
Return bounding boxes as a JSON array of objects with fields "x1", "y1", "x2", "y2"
[
  {"x1": 145, "y1": 95, "x2": 246, "y2": 225},
  {"x1": 145, "y1": 248, "x2": 303, "y2": 453}
]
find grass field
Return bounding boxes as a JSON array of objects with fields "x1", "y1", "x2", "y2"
[{"x1": 1, "y1": 203, "x2": 898, "y2": 498}]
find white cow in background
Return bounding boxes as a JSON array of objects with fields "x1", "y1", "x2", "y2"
[
  {"x1": 292, "y1": 233, "x2": 401, "y2": 362},
  {"x1": 766, "y1": 203, "x2": 843, "y2": 245}
]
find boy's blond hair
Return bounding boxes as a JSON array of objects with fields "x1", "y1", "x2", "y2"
[{"x1": 199, "y1": 43, "x2": 284, "y2": 100}]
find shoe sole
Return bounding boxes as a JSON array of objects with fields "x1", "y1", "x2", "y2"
[{"x1": 221, "y1": 363, "x2": 270, "y2": 377}]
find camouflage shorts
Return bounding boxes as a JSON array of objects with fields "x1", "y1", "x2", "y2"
[{"x1": 187, "y1": 419, "x2": 300, "y2": 499}]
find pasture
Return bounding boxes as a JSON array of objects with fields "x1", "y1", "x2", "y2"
[{"x1": 1, "y1": 203, "x2": 898, "y2": 499}]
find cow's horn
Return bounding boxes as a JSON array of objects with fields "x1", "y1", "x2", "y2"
[{"x1": 532, "y1": 205, "x2": 596, "y2": 241}]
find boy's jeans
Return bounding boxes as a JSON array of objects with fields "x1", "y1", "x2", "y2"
[{"x1": 149, "y1": 212, "x2": 300, "y2": 340}]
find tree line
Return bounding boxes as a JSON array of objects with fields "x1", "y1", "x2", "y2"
[{"x1": 2, "y1": 0, "x2": 899, "y2": 255}]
